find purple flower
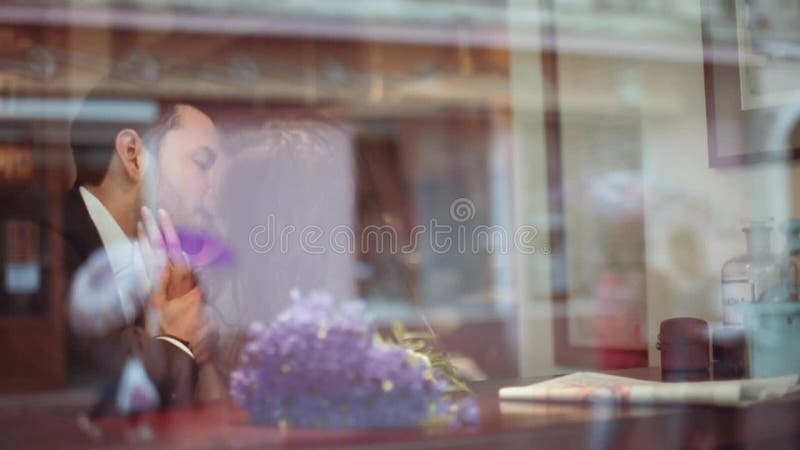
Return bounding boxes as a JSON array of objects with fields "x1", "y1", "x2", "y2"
[
  {"x1": 229, "y1": 290, "x2": 479, "y2": 429},
  {"x1": 175, "y1": 227, "x2": 235, "y2": 268},
  {"x1": 453, "y1": 397, "x2": 481, "y2": 427}
]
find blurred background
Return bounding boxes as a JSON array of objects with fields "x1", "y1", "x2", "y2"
[{"x1": 1, "y1": 0, "x2": 799, "y2": 394}]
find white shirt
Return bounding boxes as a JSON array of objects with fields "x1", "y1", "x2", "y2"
[
  {"x1": 79, "y1": 187, "x2": 135, "y2": 311},
  {"x1": 79, "y1": 187, "x2": 194, "y2": 359}
]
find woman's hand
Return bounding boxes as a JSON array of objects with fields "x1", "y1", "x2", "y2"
[{"x1": 136, "y1": 206, "x2": 218, "y2": 362}]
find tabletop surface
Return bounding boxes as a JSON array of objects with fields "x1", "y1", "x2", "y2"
[{"x1": 2, "y1": 368, "x2": 800, "y2": 449}]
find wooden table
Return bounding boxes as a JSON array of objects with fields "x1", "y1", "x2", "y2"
[{"x1": 2, "y1": 368, "x2": 800, "y2": 449}]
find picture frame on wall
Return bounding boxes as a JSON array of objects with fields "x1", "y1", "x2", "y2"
[{"x1": 702, "y1": 0, "x2": 800, "y2": 167}]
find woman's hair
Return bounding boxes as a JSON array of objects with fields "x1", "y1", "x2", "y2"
[{"x1": 217, "y1": 114, "x2": 356, "y2": 324}]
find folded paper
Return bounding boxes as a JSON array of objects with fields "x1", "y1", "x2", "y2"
[{"x1": 499, "y1": 372, "x2": 800, "y2": 407}]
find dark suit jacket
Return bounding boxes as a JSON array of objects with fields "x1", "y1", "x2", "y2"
[{"x1": 60, "y1": 187, "x2": 197, "y2": 413}]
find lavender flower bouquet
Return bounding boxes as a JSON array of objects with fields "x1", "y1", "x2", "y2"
[{"x1": 230, "y1": 290, "x2": 479, "y2": 429}]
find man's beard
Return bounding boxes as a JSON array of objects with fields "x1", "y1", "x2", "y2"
[{"x1": 155, "y1": 177, "x2": 211, "y2": 232}]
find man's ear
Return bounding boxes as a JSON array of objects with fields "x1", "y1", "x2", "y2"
[{"x1": 115, "y1": 129, "x2": 144, "y2": 182}]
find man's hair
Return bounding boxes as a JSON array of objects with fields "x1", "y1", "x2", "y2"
[{"x1": 70, "y1": 89, "x2": 182, "y2": 187}]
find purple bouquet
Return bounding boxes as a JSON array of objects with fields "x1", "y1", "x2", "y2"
[{"x1": 230, "y1": 290, "x2": 479, "y2": 429}]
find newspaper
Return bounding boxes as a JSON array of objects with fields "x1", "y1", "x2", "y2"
[{"x1": 499, "y1": 372, "x2": 800, "y2": 407}]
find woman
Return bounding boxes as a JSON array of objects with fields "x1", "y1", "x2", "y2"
[{"x1": 203, "y1": 114, "x2": 357, "y2": 384}]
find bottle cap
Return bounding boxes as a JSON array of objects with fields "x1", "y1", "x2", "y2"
[
  {"x1": 658, "y1": 317, "x2": 708, "y2": 344},
  {"x1": 742, "y1": 217, "x2": 773, "y2": 231}
]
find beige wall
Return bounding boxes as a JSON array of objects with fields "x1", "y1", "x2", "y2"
[
  {"x1": 641, "y1": 3, "x2": 792, "y2": 366},
  {"x1": 512, "y1": 1, "x2": 796, "y2": 373},
  {"x1": 509, "y1": 0, "x2": 559, "y2": 376}
]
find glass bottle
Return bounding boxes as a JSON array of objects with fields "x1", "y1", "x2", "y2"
[
  {"x1": 759, "y1": 220, "x2": 800, "y2": 303},
  {"x1": 786, "y1": 219, "x2": 800, "y2": 293},
  {"x1": 720, "y1": 219, "x2": 782, "y2": 325}
]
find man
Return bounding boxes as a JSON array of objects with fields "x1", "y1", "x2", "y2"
[
  {"x1": 139, "y1": 103, "x2": 228, "y2": 400},
  {"x1": 64, "y1": 92, "x2": 220, "y2": 410}
]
